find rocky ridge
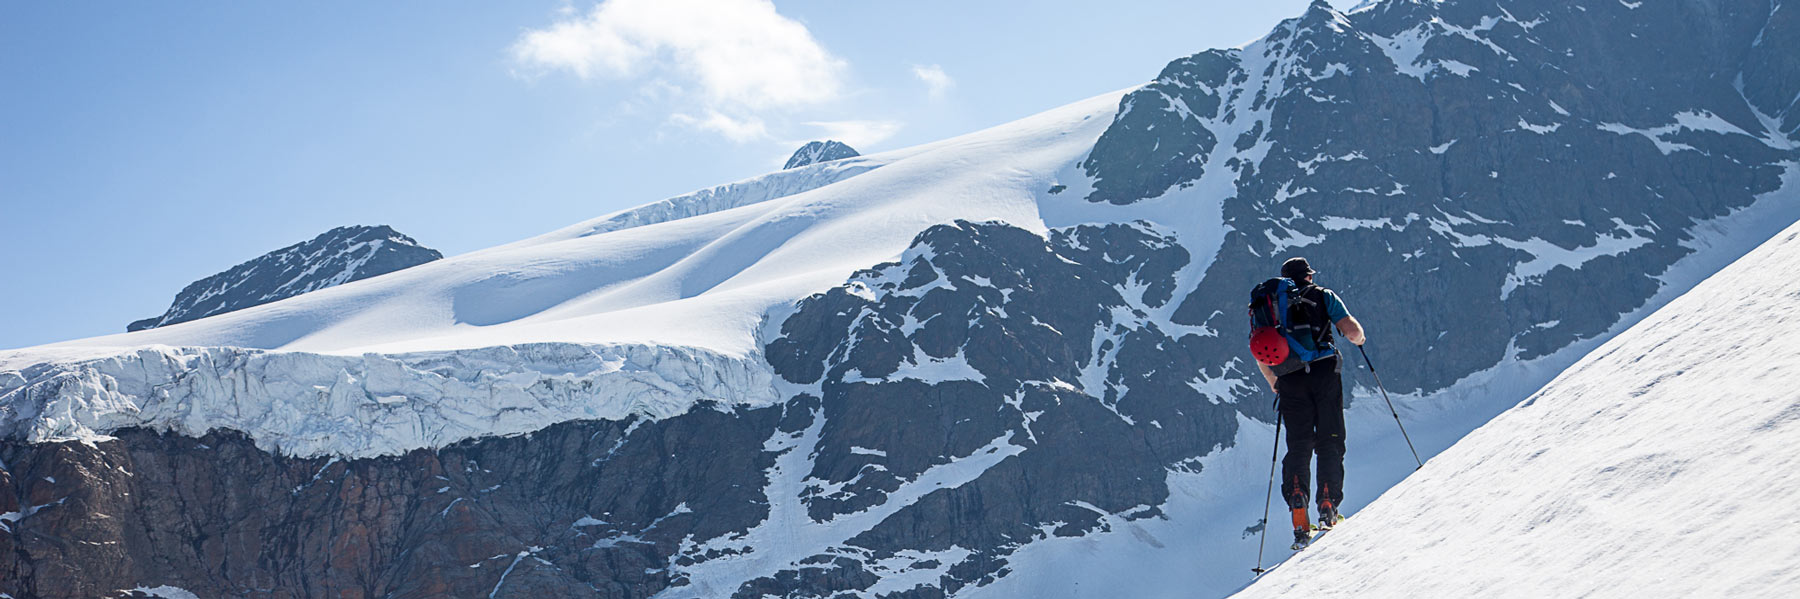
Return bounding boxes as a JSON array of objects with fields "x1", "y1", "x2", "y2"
[
  {"x1": 127, "y1": 226, "x2": 441, "y2": 332},
  {"x1": 784, "y1": 141, "x2": 861, "y2": 170}
]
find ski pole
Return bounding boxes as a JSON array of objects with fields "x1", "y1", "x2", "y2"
[
  {"x1": 1357, "y1": 344, "x2": 1423, "y2": 469},
  {"x1": 1251, "y1": 400, "x2": 1282, "y2": 575}
]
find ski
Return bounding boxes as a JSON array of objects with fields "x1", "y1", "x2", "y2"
[{"x1": 1293, "y1": 515, "x2": 1346, "y2": 551}]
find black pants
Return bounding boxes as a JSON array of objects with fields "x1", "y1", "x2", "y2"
[{"x1": 1277, "y1": 358, "x2": 1345, "y2": 512}]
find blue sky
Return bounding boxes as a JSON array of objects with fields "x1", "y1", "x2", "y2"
[{"x1": 0, "y1": 0, "x2": 1355, "y2": 349}]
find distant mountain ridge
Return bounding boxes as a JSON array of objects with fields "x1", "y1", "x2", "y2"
[
  {"x1": 127, "y1": 225, "x2": 442, "y2": 332},
  {"x1": 784, "y1": 140, "x2": 860, "y2": 169}
]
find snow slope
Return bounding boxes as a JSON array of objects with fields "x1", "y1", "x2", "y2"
[
  {"x1": 10, "y1": 92, "x2": 1120, "y2": 361},
  {"x1": 0, "y1": 90, "x2": 1128, "y2": 457},
  {"x1": 1235, "y1": 222, "x2": 1800, "y2": 598}
]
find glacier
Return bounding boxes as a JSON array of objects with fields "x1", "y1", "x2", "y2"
[
  {"x1": 0, "y1": 89, "x2": 1131, "y2": 458},
  {"x1": 0, "y1": 343, "x2": 778, "y2": 458}
]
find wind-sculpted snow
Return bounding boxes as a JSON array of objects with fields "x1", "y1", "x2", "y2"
[
  {"x1": 544, "y1": 153, "x2": 881, "y2": 242},
  {"x1": 0, "y1": 343, "x2": 779, "y2": 458},
  {"x1": 11, "y1": 88, "x2": 1122, "y2": 363}
]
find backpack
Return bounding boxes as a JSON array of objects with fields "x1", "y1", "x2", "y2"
[{"x1": 1247, "y1": 277, "x2": 1337, "y2": 376}]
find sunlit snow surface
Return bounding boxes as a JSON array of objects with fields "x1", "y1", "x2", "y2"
[
  {"x1": 0, "y1": 90, "x2": 1130, "y2": 457},
  {"x1": 19, "y1": 91, "x2": 1116, "y2": 360},
  {"x1": 1235, "y1": 222, "x2": 1800, "y2": 597}
]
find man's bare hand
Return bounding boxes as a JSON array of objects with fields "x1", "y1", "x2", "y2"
[
  {"x1": 1256, "y1": 362, "x2": 1279, "y2": 393},
  {"x1": 1337, "y1": 316, "x2": 1367, "y2": 346}
]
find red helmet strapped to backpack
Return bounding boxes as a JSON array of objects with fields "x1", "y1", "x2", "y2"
[{"x1": 1251, "y1": 326, "x2": 1290, "y2": 366}]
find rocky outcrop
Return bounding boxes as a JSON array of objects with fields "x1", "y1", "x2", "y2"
[
  {"x1": 738, "y1": 220, "x2": 1229, "y2": 596},
  {"x1": 1084, "y1": 0, "x2": 1799, "y2": 393},
  {"x1": 127, "y1": 226, "x2": 441, "y2": 332},
  {"x1": 0, "y1": 409, "x2": 786, "y2": 599},
  {"x1": 784, "y1": 141, "x2": 860, "y2": 170}
]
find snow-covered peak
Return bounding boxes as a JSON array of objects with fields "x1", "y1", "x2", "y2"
[
  {"x1": 0, "y1": 90, "x2": 1128, "y2": 457},
  {"x1": 126, "y1": 225, "x2": 441, "y2": 332},
  {"x1": 1237, "y1": 220, "x2": 1800, "y2": 597},
  {"x1": 1269, "y1": 0, "x2": 1358, "y2": 40},
  {"x1": 783, "y1": 140, "x2": 860, "y2": 169}
]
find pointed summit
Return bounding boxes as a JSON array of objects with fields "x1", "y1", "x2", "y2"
[
  {"x1": 1299, "y1": 0, "x2": 1351, "y2": 27},
  {"x1": 1264, "y1": 0, "x2": 1355, "y2": 47},
  {"x1": 126, "y1": 225, "x2": 442, "y2": 332},
  {"x1": 784, "y1": 140, "x2": 860, "y2": 169}
]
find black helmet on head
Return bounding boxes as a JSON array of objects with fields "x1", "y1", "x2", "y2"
[{"x1": 1281, "y1": 257, "x2": 1315, "y2": 280}]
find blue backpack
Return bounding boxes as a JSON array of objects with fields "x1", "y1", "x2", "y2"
[{"x1": 1248, "y1": 278, "x2": 1337, "y2": 376}]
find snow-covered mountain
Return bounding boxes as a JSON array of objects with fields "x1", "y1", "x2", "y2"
[
  {"x1": 0, "y1": 0, "x2": 1796, "y2": 597},
  {"x1": 125, "y1": 225, "x2": 442, "y2": 332},
  {"x1": 784, "y1": 140, "x2": 861, "y2": 169},
  {"x1": 1235, "y1": 218, "x2": 1800, "y2": 598}
]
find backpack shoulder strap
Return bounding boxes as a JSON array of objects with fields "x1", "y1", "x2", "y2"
[
  {"x1": 1289, "y1": 283, "x2": 1321, "y2": 307},
  {"x1": 1287, "y1": 283, "x2": 1334, "y2": 344}
]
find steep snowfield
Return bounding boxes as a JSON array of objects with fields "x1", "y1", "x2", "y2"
[
  {"x1": 0, "y1": 90, "x2": 1129, "y2": 457},
  {"x1": 11, "y1": 92, "x2": 1120, "y2": 360},
  {"x1": 1235, "y1": 221, "x2": 1800, "y2": 597}
]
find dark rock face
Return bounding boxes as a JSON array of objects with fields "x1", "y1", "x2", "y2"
[
  {"x1": 0, "y1": 404, "x2": 787, "y2": 599},
  {"x1": 127, "y1": 226, "x2": 442, "y2": 332},
  {"x1": 728, "y1": 220, "x2": 1233, "y2": 596},
  {"x1": 1084, "y1": 0, "x2": 1799, "y2": 393},
  {"x1": 784, "y1": 141, "x2": 861, "y2": 170}
]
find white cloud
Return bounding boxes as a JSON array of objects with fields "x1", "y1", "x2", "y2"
[
  {"x1": 911, "y1": 64, "x2": 954, "y2": 99},
  {"x1": 513, "y1": 0, "x2": 846, "y2": 109},
  {"x1": 802, "y1": 120, "x2": 903, "y2": 149},
  {"x1": 670, "y1": 110, "x2": 770, "y2": 143}
]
